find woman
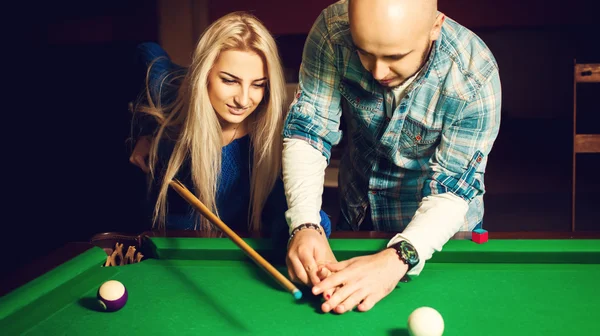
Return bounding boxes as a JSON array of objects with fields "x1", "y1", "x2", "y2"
[{"x1": 129, "y1": 12, "x2": 331, "y2": 238}]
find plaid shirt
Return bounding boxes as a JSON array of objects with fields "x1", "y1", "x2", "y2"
[{"x1": 283, "y1": 1, "x2": 502, "y2": 232}]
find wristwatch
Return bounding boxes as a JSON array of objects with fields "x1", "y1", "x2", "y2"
[{"x1": 389, "y1": 240, "x2": 419, "y2": 271}]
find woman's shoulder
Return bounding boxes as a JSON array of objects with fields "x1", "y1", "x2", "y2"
[
  {"x1": 136, "y1": 42, "x2": 175, "y2": 69},
  {"x1": 135, "y1": 42, "x2": 187, "y2": 90}
]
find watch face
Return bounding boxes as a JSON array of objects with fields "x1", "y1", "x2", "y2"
[{"x1": 399, "y1": 241, "x2": 419, "y2": 265}]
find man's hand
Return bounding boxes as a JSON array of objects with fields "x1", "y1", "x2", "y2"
[
  {"x1": 129, "y1": 136, "x2": 152, "y2": 173},
  {"x1": 312, "y1": 248, "x2": 408, "y2": 314},
  {"x1": 286, "y1": 227, "x2": 337, "y2": 288}
]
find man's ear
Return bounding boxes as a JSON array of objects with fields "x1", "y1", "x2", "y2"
[{"x1": 430, "y1": 14, "x2": 445, "y2": 41}]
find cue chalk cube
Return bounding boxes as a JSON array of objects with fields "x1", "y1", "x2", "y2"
[{"x1": 472, "y1": 229, "x2": 488, "y2": 244}]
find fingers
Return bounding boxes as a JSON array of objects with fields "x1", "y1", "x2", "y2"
[
  {"x1": 129, "y1": 154, "x2": 137, "y2": 166},
  {"x1": 312, "y1": 270, "x2": 347, "y2": 296},
  {"x1": 286, "y1": 262, "x2": 297, "y2": 283},
  {"x1": 316, "y1": 266, "x2": 336, "y2": 299},
  {"x1": 322, "y1": 287, "x2": 337, "y2": 301},
  {"x1": 321, "y1": 282, "x2": 358, "y2": 313},
  {"x1": 323, "y1": 259, "x2": 351, "y2": 273},
  {"x1": 334, "y1": 288, "x2": 369, "y2": 314},
  {"x1": 317, "y1": 266, "x2": 331, "y2": 280},
  {"x1": 296, "y1": 250, "x2": 321, "y2": 285},
  {"x1": 288, "y1": 257, "x2": 309, "y2": 285},
  {"x1": 287, "y1": 229, "x2": 332, "y2": 286},
  {"x1": 357, "y1": 293, "x2": 384, "y2": 312},
  {"x1": 130, "y1": 154, "x2": 150, "y2": 173},
  {"x1": 306, "y1": 262, "x2": 322, "y2": 286},
  {"x1": 138, "y1": 159, "x2": 150, "y2": 173},
  {"x1": 130, "y1": 136, "x2": 152, "y2": 173},
  {"x1": 312, "y1": 260, "x2": 353, "y2": 295}
]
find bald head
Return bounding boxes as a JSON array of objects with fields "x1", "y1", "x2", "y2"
[
  {"x1": 348, "y1": 0, "x2": 443, "y2": 87},
  {"x1": 349, "y1": 0, "x2": 437, "y2": 48}
]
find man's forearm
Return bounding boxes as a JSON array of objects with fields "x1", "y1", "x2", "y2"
[
  {"x1": 387, "y1": 192, "x2": 469, "y2": 275},
  {"x1": 282, "y1": 138, "x2": 328, "y2": 233}
]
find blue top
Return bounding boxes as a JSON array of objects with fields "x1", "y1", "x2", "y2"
[{"x1": 133, "y1": 42, "x2": 331, "y2": 237}]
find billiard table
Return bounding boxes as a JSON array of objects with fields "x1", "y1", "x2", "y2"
[{"x1": 1, "y1": 231, "x2": 599, "y2": 335}]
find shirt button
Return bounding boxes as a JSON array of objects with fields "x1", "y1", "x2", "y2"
[
  {"x1": 370, "y1": 190, "x2": 377, "y2": 195},
  {"x1": 356, "y1": 97, "x2": 361, "y2": 103},
  {"x1": 477, "y1": 156, "x2": 482, "y2": 163},
  {"x1": 296, "y1": 93, "x2": 301, "y2": 99},
  {"x1": 415, "y1": 135, "x2": 422, "y2": 141}
]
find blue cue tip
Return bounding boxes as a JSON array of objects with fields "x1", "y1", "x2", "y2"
[{"x1": 293, "y1": 289, "x2": 302, "y2": 300}]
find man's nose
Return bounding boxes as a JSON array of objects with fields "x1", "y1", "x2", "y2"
[{"x1": 371, "y1": 60, "x2": 390, "y2": 80}]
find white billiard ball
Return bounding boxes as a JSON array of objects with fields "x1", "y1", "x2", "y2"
[
  {"x1": 97, "y1": 280, "x2": 128, "y2": 312},
  {"x1": 408, "y1": 306, "x2": 444, "y2": 336}
]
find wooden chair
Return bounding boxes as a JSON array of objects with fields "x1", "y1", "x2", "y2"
[{"x1": 572, "y1": 61, "x2": 600, "y2": 231}]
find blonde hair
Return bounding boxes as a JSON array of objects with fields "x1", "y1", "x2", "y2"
[{"x1": 135, "y1": 12, "x2": 286, "y2": 232}]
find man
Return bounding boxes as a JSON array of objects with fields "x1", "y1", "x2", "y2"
[{"x1": 282, "y1": 0, "x2": 501, "y2": 314}]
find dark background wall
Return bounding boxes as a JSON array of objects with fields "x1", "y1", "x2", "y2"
[{"x1": 7, "y1": 0, "x2": 599, "y2": 275}]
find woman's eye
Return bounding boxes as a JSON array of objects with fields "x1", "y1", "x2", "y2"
[{"x1": 222, "y1": 78, "x2": 236, "y2": 84}]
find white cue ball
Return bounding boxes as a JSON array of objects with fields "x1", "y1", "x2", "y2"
[{"x1": 407, "y1": 306, "x2": 445, "y2": 336}]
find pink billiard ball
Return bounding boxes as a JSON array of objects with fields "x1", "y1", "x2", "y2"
[{"x1": 97, "y1": 280, "x2": 128, "y2": 312}]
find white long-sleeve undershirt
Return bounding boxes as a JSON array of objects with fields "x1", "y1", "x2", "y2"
[{"x1": 282, "y1": 138, "x2": 469, "y2": 275}]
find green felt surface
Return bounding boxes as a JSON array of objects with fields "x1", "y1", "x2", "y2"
[{"x1": 1, "y1": 238, "x2": 600, "y2": 336}]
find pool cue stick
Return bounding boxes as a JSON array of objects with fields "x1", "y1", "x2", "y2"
[{"x1": 168, "y1": 179, "x2": 303, "y2": 300}]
